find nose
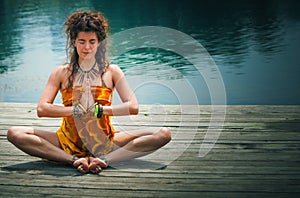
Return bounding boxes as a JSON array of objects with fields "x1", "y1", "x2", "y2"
[{"x1": 84, "y1": 43, "x2": 91, "y2": 50}]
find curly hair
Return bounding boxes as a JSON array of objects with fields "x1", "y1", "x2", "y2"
[{"x1": 64, "y1": 10, "x2": 110, "y2": 88}]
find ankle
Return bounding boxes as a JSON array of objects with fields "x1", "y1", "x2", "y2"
[
  {"x1": 98, "y1": 154, "x2": 109, "y2": 166},
  {"x1": 70, "y1": 156, "x2": 79, "y2": 165}
]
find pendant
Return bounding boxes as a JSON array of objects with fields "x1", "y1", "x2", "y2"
[{"x1": 78, "y1": 62, "x2": 99, "y2": 84}]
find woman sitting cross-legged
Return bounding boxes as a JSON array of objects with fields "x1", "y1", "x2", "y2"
[{"x1": 7, "y1": 10, "x2": 171, "y2": 174}]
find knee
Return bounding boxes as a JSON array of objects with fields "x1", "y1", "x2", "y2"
[
  {"x1": 7, "y1": 127, "x2": 18, "y2": 144},
  {"x1": 7, "y1": 126, "x2": 27, "y2": 145},
  {"x1": 158, "y1": 127, "x2": 172, "y2": 144}
]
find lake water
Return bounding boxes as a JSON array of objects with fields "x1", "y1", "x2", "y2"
[{"x1": 0, "y1": 0, "x2": 300, "y2": 105}]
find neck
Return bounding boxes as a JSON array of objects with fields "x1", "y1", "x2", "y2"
[{"x1": 78, "y1": 58, "x2": 96, "y2": 70}]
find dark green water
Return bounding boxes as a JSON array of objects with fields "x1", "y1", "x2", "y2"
[{"x1": 0, "y1": 0, "x2": 299, "y2": 104}]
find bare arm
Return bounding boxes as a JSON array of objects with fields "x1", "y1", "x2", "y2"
[
  {"x1": 37, "y1": 66, "x2": 72, "y2": 118},
  {"x1": 103, "y1": 65, "x2": 138, "y2": 116}
]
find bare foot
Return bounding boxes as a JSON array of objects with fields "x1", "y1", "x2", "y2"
[
  {"x1": 73, "y1": 157, "x2": 89, "y2": 174},
  {"x1": 88, "y1": 157, "x2": 108, "y2": 174}
]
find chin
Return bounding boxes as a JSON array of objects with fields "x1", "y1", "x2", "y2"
[{"x1": 81, "y1": 54, "x2": 93, "y2": 60}]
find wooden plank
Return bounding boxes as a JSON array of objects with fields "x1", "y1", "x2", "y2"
[{"x1": 0, "y1": 103, "x2": 300, "y2": 197}]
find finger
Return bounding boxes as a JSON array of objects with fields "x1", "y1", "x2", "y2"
[{"x1": 78, "y1": 103, "x2": 87, "y2": 113}]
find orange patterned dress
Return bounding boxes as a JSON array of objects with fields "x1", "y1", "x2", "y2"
[{"x1": 56, "y1": 86, "x2": 115, "y2": 158}]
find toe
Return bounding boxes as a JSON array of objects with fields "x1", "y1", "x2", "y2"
[
  {"x1": 88, "y1": 157, "x2": 106, "y2": 174},
  {"x1": 73, "y1": 158, "x2": 89, "y2": 173}
]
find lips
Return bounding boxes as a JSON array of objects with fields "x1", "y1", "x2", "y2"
[{"x1": 81, "y1": 52, "x2": 93, "y2": 57}]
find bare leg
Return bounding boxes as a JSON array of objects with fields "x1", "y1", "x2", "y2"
[
  {"x1": 107, "y1": 127, "x2": 171, "y2": 164},
  {"x1": 7, "y1": 126, "x2": 90, "y2": 173},
  {"x1": 7, "y1": 126, "x2": 171, "y2": 173},
  {"x1": 88, "y1": 127, "x2": 171, "y2": 173},
  {"x1": 7, "y1": 126, "x2": 73, "y2": 163}
]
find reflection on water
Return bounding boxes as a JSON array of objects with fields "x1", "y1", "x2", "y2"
[
  {"x1": 114, "y1": 48, "x2": 197, "y2": 79},
  {"x1": 0, "y1": 0, "x2": 299, "y2": 104}
]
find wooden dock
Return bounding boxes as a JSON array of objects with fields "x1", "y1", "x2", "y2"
[{"x1": 0, "y1": 103, "x2": 299, "y2": 197}]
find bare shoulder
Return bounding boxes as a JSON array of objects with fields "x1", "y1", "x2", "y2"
[
  {"x1": 57, "y1": 63, "x2": 70, "y2": 73},
  {"x1": 50, "y1": 64, "x2": 67, "y2": 79},
  {"x1": 107, "y1": 64, "x2": 124, "y2": 81},
  {"x1": 107, "y1": 64, "x2": 124, "y2": 77},
  {"x1": 49, "y1": 64, "x2": 71, "y2": 88},
  {"x1": 104, "y1": 64, "x2": 125, "y2": 89}
]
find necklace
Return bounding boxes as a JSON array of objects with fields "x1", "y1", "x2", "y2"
[{"x1": 77, "y1": 61, "x2": 99, "y2": 84}]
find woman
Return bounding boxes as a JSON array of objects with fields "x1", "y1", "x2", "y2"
[{"x1": 7, "y1": 10, "x2": 171, "y2": 174}]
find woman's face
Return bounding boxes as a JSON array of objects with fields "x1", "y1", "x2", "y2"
[{"x1": 74, "y1": 31, "x2": 99, "y2": 61}]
